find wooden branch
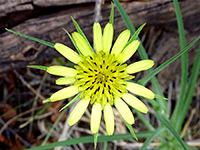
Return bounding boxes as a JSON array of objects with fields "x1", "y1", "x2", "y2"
[{"x1": 0, "y1": 0, "x2": 199, "y2": 73}]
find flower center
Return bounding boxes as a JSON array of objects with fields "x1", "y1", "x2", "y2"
[{"x1": 74, "y1": 51, "x2": 134, "y2": 108}]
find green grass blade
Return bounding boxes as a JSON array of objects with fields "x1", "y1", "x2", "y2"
[
  {"x1": 63, "y1": 28, "x2": 82, "y2": 54},
  {"x1": 27, "y1": 132, "x2": 153, "y2": 150},
  {"x1": 1, "y1": 99, "x2": 34, "y2": 118},
  {"x1": 71, "y1": 17, "x2": 94, "y2": 53},
  {"x1": 140, "y1": 126, "x2": 165, "y2": 150},
  {"x1": 42, "y1": 94, "x2": 80, "y2": 145},
  {"x1": 42, "y1": 108, "x2": 66, "y2": 145},
  {"x1": 170, "y1": 0, "x2": 188, "y2": 128},
  {"x1": 112, "y1": 0, "x2": 167, "y2": 114},
  {"x1": 174, "y1": 45, "x2": 200, "y2": 132},
  {"x1": 5, "y1": 28, "x2": 54, "y2": 48},
  {"x1": 155, "y1": 112, "x2": 188, "y2": 150},
  {"x1": 20, "y1": 103, "x2": 51, "y2": 128},
  {"x1": 27, "y1": 65, "x2": 48, "y2": 71},
  {"x1": 138, "y1": 36, "x2": 200, "y2": 85},
  {"x1": 109, "y1": 3, "x2": 114, "y2": 24},
  {"x1": 135, "y1": 110, "x2": 155, "y2": 131}
]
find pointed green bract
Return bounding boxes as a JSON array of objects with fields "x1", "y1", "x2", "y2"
[
  {"x1": 71, "y1": 17, "x2": 94, "y2": 53},
  {"x1": 59, "y1": 94, "x2": 80, "y2": 112},
  {"x1": 124, "y1": 121, "x2": 138, "y2": 141},
  {"x1": 94, "y1": 132, "x2": 98, "y2": 149},
  {"x1": 6, "y1": 28, "x2": 54, "y2": 48},
  {"x1": 155, "y1": 94, "x2": 168, "y2": 101},
  {"x1": 28, "y1": 65, "x2": 48, "y2": 71},
  {"x1": 125, "y1": 23, "x2": 146, "y2": 47},
  {"x1": 109, "y1": 3, "x2": 114, "y2": 24},
  {"x1": 42, "y1": 99, "x2": 50, "y2": 104},
  {"x1": 63, "y1": 28, "x2": 82, "y2": 54}
]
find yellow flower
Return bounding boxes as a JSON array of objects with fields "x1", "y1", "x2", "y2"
[{"x1": 46, "y1": 22, "x2": 155, "y2": 135}]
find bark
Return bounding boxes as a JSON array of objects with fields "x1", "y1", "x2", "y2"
[{"x1": 0, "y1": 0, "x2": 199, "y2": 73}]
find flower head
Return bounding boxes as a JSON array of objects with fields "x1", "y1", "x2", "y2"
[{"x1": 45, "y1": 21, "x2": 155, "y2": 135}]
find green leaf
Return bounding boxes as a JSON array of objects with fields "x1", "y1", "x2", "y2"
[
  {"x1": 124, "y1": 121, "x2": 138, "y2": 141},
  {"x1": 27, "y1": 65, "x2": 48, "y2": 71},
  {"x1": 27, "y1": 132, "x2": 153, "y2": 150},
  {"x1": 94, "y1": 132, "x2": 98, "y2": 149},
  {"x1": 70, "y1": 17, "x2": 94, "y2": 53},
  {"x1": 109, "y1": 3, "x2": 114, "y2": 24},
  {"x1": 140, "y1": 126, "x2": 165, "y2": 150},
  {"x1": 138, "y1": 35, "x2": 200, "y2": 86},
  {"x1": 63, "y1": 28, "x2": 82, "y2": 54},
  {"x1": 59, "y1": 94, "x2": 80, "y2": 112},
  {"x1": 5, "y1": 28, "x2": 54, "y2": 48},
  {"x1": 155, "y1": 112, "x2": 188, "y2": 150}
]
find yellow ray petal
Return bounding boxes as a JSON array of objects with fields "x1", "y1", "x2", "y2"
[
  {"x1": 120, "y1": 40, "x2": 140, "y2": 63},
  {"x1": 47, "y1": 66, "x2": 77, "y2": 77},
  {"x1": 104, "y1": 103, "x2": 114, "y2": 135},
  {"x1": 72, "y1": 32, "x2": 94, "y2": 56},
  {"x1": 114, "y1": 97, "x2": 134, "y2": 125},
  {"x1": 103, "y1": 23, "x2": 113, "y2": 53},
  {"x1": 90, "y1": 102, "x2": 102, "y2": 134},
  {"x1": 50, "y1": 86, "x2": 79, "y2": 102},
  {"x1": 126, "y1": 82, "x2": 155, "y2": 99},
  {"x1": 93, "y1": 22, "x2": 103, "y2": 52},
  {"x1": 122, "y1": 93, "x2": 148, "y2": 113},
  {"x1": 111, "y1": 29, "x2": 130, "y2": 56},
  {"x1": 126, "y1": 60, "x2": 154, "y2": 74},
  {"x1": 54, "y1": 43, "x2": 82, "y2": 64},
  {"x1": 68, "y1": 99, "x2": 90, "y2": 126},
  {"x1": 56, "y1": 77, "x2": 76, "y2": 85}
]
